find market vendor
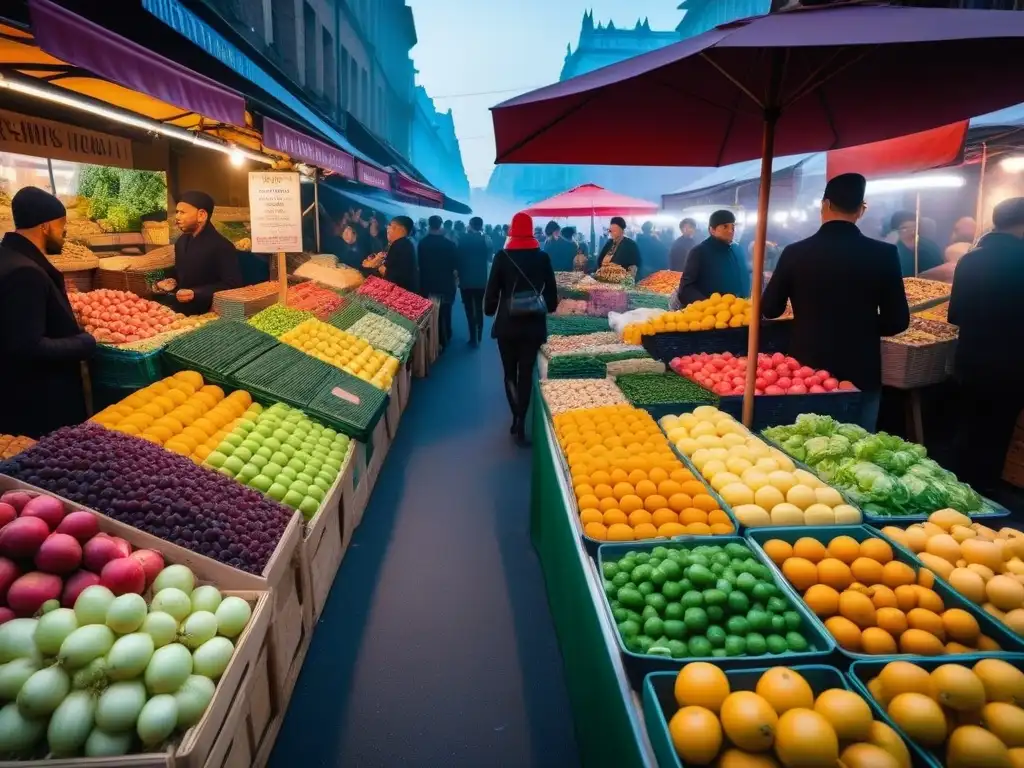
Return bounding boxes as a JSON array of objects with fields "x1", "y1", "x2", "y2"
[
  {"x1": 890, "y1": 210, "x2": 943, "y2": 277},
  {"x1": 155, "y1": 191, "x2": 243, "y2": 315},
  {"x1": 762, "y1": 173, "x2": 910, "y2": 431},
  {"x1": 675, "y1": 209, "x2": 751, "y2": 308},
  {"x1": 0, "y1": 186, "x2": 96, "y2": 438},
  {"x1": 948, "y1": 196, "x2": 1024, "y2": 492},
  {"x1": 597, "y1": 216, "x2": 640, "y2": 276},
  {"x1": 375, "y1": 215, "x2": 419, "y2": 293}
]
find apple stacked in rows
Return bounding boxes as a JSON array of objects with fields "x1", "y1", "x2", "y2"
[
  {"x1": 203, "y1": 403, "x2": 350, "y2": 521},
  {"x1": 670, "y1": 352, "x2": 856, "y2": 397}
]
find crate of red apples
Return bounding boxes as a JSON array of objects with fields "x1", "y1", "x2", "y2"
[{"x1": 357, "y1": 276, "x2": 432, "y2": 321}]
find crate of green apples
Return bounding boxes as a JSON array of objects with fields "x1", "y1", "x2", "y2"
[{"x1": 202, "y1": 402, "x2": 353, "y2": 524}]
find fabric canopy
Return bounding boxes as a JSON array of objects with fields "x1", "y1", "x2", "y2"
[
  {"x1": 393, "y1": 171, "x2": 444, "y2": 205},
  {"x1": 826, "y1": 121, "x2": 969, "y2": 180},
  {"x1": 28, "y1": 0, "x2": 245, "y2": 127},
  {"x1": 263, "y1": 118, "x2": 355, "y2": 179},
  {"x1": 524, "y1": 183, "x2": 658, "y2": 217}
]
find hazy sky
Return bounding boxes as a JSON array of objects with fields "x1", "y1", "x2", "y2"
[{"x1": 406, "y1": 1, "x2": 681, "y2": 189}]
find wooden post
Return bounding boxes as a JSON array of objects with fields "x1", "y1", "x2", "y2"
[{"x1": 277, "y1": 252, "x2": 287, "y2": 303}]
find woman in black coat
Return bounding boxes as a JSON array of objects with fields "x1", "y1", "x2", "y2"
[{"x1": 484, "y1": 212, "x2": 558, "y2": 445}]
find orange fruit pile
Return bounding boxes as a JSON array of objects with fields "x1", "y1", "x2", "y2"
[
  {"x1": 764, "y1": 534, "x2": 1001, "y2": 656},
  {"x1": 864, "y1": 658, "x2": 1024, "y2": 768},
  {"x1": 554, "y1": 404, "x2": 734, "y2": 542},
  {"x1": 91, "y1": 371, "x2": 258, "y2": 461},
  {"x1": 667, "y1": 662, "x2": 911, "y2": 767}
]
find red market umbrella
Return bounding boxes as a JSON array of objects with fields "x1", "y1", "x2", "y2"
[
  {"x1": 490, "y1": 3, "x2": 1024, "y2": 425},
  {"x1": 524, "y1": 183, "x2": 659, "y2": 217}
]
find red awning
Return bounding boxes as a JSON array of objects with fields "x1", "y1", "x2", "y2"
[
  {"x1": 524, "y1": 183, "x2": 659, "y2": 217},
  {"x1": 29, "y1": 0, "x2": 246, "y2": 128},
  {"x1": 826, "y1": 121, "x2": 969, "y2": 180},
  {"x1": 394, "y1": 171, "x2": 443, "y2": 205}
]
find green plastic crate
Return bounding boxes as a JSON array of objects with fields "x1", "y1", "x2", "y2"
[
  {"x1": 303, "y1": 368, "x2": 387, "y2": 442},
  {"x1": 91, "y1": 345, "x2": 164, "y2": 388},
  {"x1": 163, "y1": 320, "x2": 279, "y2": 377}
]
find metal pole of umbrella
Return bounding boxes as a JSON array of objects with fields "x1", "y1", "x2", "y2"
[
  {"x1": 974, "y1": 142, "x2": 988, "y2": 241},
  {"x1": 914, "y1": 192, "x2": 921, "y2": 276}
]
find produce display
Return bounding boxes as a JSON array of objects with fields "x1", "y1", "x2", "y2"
[
  {"x1": 904, "y1": 276, "x2": 951, "y2": 308},
  {"x1": 636, "y1": 270, "x2": 681, "y2": 294},
  {"x1": 0, "y1": 492, "x2": 254, "y2": 757},
  {"x1": 605, "y1": 358, "x2": 666, "y2": 377},
  {"x1": 347, "y1": 313, "x2": 414, "y2": 358},
  {"x1": 663, "y1": 664, "x2": 910, "y2": 766},
  {"x1": 614, "y1": 372, "x2": 718, "y2": 406},
  {"x1": 210, "y1": 282, "x2": 278, "y2": 321},
  {"x1": 602, "y1": 542, "x2": 807, "y2": 658},
  {"x1": 89, "y1": 372, "x2": 255, "y2": 457},
  {"x1": 356, "y1": 276, "x2": 432, "y2": 321},
  {"x1": 586, "y1": 290, "x2": 628, "y2": 316},
  {"x1": 671, "y1": 351, "x2": 856, "y2": 397},
  {"x1": 763, "y1": 532, "x2": 1001, "y2": 655},
  {"x1": 546, "y1": 355, "x2": 607, "y2": 380},
  {"x1": 68, "y1": 290, "x2": 183, "y2": 344},
  {"x1": 662, "y1": 407, "x2": 862, "y2": 528},
  {"x1": 882, "y1": 509, "x2": 1024, "y2": 637},
  {"x1": 247, "y1": 305, "x2": 315, "y2": 338},
  {"x1": 540, "y1": 379, "x2": 627, "y2": 416},
  {"x1": 621, "y1": 293, "x2": 753, "y2": 345},
  {"x1": 860, "y1": 658, "x2": 1024, "y2": 767},
  {"x1": 202, "y1": 402, "x2": 351, "y2": 520},
  {"x1": 545, "y1": 315, "x2": 612, "y2": 336},
  {"x1": 888, "y1": 316, "x2": 958, "y2": 346},
  {"x1": 594, "y1": 264, "x2": 629, "y2": 283},
  {"x1": 0, "y1": 424, "x2": 292, "y2": 574},
  {"x1": 303, "y1": 368, "x2": 388, "y2": 440},
  {"x1": 554, "y1": 404, "x2": 734, "y2": 540},
  {"x1": 542, "y1": 331, "x2": 619, "y2": 355},
  {"x1": 164, "y1": 320, "x2": 278, "y2": 377},
  {"x1": 49, "y1": 241, "x2": 99, "y2": 271},
  {"x1": 286, "y1": 282, "x2": 344, "y2": 319},
  {"x1": 292, "y1": 261, "x2": 363, "y2": 292},
  {"x1": 0, "y1": 435, "x2": 35, "y2": 460},
  {"x1": 555, "y1": 299, "x2": 588, "y2": 316},
  {"x1": 915, "y1": 300, "x2": 950, "y2": 322},
  {"x1": 280, "y1": 319, "x2": 399, "y2": 390},
  {"x1": 763, "y1": 414, "x2": 990, "y2": 518},
  {"x1": 624, "y1": 291, "x2": 670, "y2": 311},
  {"x1": 230, "y1": 344, "x2": 333, "y2": 406},
  {"x1": 555, "y1": 271, "x2": 583, "y2": 290},
  {"x1": 326, "y1": 294, "x2": 369, "y2": 330}
]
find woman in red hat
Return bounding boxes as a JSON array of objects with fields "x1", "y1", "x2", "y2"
[{"x1": 484, "y1": 211, "x2": 558, "y2": 445}]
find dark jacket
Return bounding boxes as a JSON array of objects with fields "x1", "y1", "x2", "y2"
[
  {"x1": 456, "y1": 229, "x2": 490, "y2": 290},
  {"x1": 484, "y1": 248, "x2": 558, "y2": 343},
  {"x1": 669, "y1": 234, "x2": 696, "y2": 272},
  {"x1": 677, "y1": 236, "x2": 751, "y2": 307},
  {"x1": 169, "y1": 224, "x2": 243, "y2": 314},
  {"x1": 762, "y1": 220, "x2": 910, "y2": 390},
  {"x1": 0, "y1": 233, "x2": 95, "y2": 438},
  {"x1": 636, "y1": 233, "x2": 668, "y2": 278},
  {"x1": 896, "y1": 238, "x2": 943, "y2": 277},
  {"x1": 417, "y1": 232, "x2": 457, "y2": 301},
  {"x1": 543, "y1": 236, "x2": 577, "y2": 273},
  {"x1": 383, "y1": 236, "x2": 418, "y2": 293},
  {"x1": 598, "y1": 236, "x2": 640, "y2": 271},
  {"x1": 949, "y1": 231, "x2": 1024, "y2": 383},
  {"x1": 336, "y1": 239, "x2": 367, "y2": 270}
]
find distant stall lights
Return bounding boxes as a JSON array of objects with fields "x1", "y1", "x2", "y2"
[
  {"x1": 999, "y1": 156, "x2": 1024, "y2": 173},
  {"x1": 864, "y1": 173, "x2": 966, "y2": 194}
]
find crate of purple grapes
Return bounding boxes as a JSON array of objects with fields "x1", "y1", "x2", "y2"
[{"x1": 586, "y1": 289, "x2": 628, "y2": 316}]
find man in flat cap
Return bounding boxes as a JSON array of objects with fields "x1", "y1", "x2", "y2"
[
  {"x1": 156, "y1": 190, "x2": 243, "y2": 315},
  {"x1": 762, "y1": 172, "x2": 909, "y2": 430},
  {"x1": 0, "y1": 186, "x2": 96, "y2": 437},
  {"x1": 676, "y1": 209, "x2": 751, "y2": 308}
]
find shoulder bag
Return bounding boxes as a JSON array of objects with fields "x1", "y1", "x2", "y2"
[{"x1": 506, "y1": 254, "x2": 548, "y2": 317}]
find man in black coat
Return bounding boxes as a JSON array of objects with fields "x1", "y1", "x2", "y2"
[
  {"x1": 636, "y1": 220, "x2": 668, "y2": 279},
  {"x1": 417, "y1": 215, "x2": 457, "y2": 350},
  {"x1": 456, "y1": 216, "x2": 491, "y2": 346},
  {"x1": 156, "y1": 191, "x2": 243, "y2": 315},
  {"x1": 676, "y1": 210, "x2": 751, "y2": 307},
  {"x1": 890, "y1": 210, "x2": 943, "y2": 277},
  {"x1": 669, "y1": 218, "x2": 697, "y2": 272},
  {"x1": 380, "y1": 215, "x2": 419, "y2": 294},
  {"x1": 597, "y1": 216, "x2": 641, "y2": 275},
  {"x1": 542, "y1": 220, "x2": 576, "y2": 272},
  {"x1": 762, "y1": 173, "x2": 910, "y2": 431},
  {"x1": 0, "y1": 187, "x2": 96, "y2": 438},
  {"x1": 949, "y1": 197, "x2": 1024, "y2": 492}
]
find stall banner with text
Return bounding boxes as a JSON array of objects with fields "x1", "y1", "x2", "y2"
[
  {"x1": 248, "y1": 171, "x2": 302, "y2": 253},
  {"x1": 0, "y1": 108, "x2": 133, "y2": 168}
]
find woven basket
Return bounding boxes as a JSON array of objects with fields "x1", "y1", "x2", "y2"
[
  {"x1": 62, "y1": 270, "x2": 95, "y2": 293},
  {"x1": 95, "y1": 269, "x2": 164, "y2": 298},
  {"x1": 880, "y1": 337, "x2": 957, "y2": 389}
]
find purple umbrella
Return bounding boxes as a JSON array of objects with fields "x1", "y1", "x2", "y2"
[{"x1": 491, "y1": 3, "x2": 1024, "y2": 425}]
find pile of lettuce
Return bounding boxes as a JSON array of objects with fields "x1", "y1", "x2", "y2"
[{"x1": 762, "y1": 414, "x2": 987, "y2": 517}]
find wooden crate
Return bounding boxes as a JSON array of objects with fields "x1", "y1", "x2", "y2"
[
  {"x1": 348, "y1": 417, "x2": 389, "y2": 530},
  {"x1": 302, "y1": 444, "x2": 357, "y2": 622},
  {"x1": 385, "y1": 378, "x2": 402, "y2": 440},
  {"x1": 397, "y1": 360, "x2": 412, "y2": 413},
  {"x1": 0, "y1": 477, "x2": 311, "y2": 728}
]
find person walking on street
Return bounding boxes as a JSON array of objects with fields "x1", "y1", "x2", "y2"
[
  {"x1": 597, "y1": 216, "x2": 641, "y2": 276},
  {"x1": 417, "y1": 215, "x2": 458, "y2": 351},
  {"x1": 948, "y1": 197, "x2": 1024, "y2": 493},
  {"x1": 761, "y1": 173, "x2": 910, "y2": 431},
  {"x1": 636, "y1": 220, "x2": 668, "y2": 279},
  {"x1": 0, "y1": 186, "x2": 96, "y2": 438},
  {"x1": 676, "y1": 210, "x2": 751, "y2": 308},
  {"x1": 670, "y1": 218, "x2": 697, "y2": 272},
  {"x1": 543, "y1": 220, "x2": 576, "y2": 272},
  {"x1": 457, "y1": 216, "x2": 490, "y2": 346},
  {"x1": 484, "y1": 212, "x2": 558, "y2": 446}
]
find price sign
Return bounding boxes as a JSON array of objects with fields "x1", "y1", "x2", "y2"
[{"x1": 248, "y1": 171, "x2": 302, "y2": 253}]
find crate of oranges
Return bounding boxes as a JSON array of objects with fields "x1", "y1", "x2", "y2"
[
  {"x1": 644, "y1": 663, "x2": 912, "y2": 768},
  {"x1": 553, "y1": 404, "x2": 737, "y2": 549},
  {"x1": 748, "y1": 526, "x2": 1024, "y2": 660}
]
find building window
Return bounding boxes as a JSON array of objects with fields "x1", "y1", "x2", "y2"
[
  {"x1": 361, "y1": 68, "x2": 369, "y2": 123},
  {"x1": 270, "y1": 1, "x2": 297, "y2": 76},
  {"x1": 350, "y1": 58, "x2": 359, "y2": 118},
  {"x1": 302, "y1": 2, "x2": 317, "y2": 90},
  {"x1": 340, "y1": 48, "x2": 350, "y2": 111},
  {"x1": 323, "y1": 29, "x2": 336, "y2": 107},
  {"x1": 377, "y1": 85, "x2": 384, "y2": 136}
]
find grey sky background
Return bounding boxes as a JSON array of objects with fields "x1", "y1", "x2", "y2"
[{"x1": 406, "y1": 1, "x2": 682, "y2": 188}]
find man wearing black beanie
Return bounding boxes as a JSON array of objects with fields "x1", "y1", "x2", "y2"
[
  {"x1": 155, "y1": 190, "x2": 243, "y2": 315},
  {"x1": 762, "y1": 173, "x2": 909, "y2": 430},
  {"x1": 597, "y1": 216, "x2": 641, "y2": 276},
  {"x1": 676, "y1": 209, "x2": 751, "y2": 307},
  {"x1": 0, "y1": 186, "x2": 96, "y2": 437}
]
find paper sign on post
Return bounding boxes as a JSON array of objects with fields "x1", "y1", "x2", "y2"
[{"x1": 248, "y1": 171, "x2": 302, "y2": 253}]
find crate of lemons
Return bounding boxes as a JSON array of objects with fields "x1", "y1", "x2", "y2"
[
  {"x1": 280, "y1": 318, "x2": 399, "y2": 391},
  {"x1": 622, "y1": 294, "x2": 752, "y2": 344}
]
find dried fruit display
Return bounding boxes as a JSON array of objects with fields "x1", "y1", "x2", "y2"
[
  {"x1": 541, "y1": 332, "x2": 619, "y2": 356},
  {"x1": 636, "y1": 270, "x2": 682, "y2": 294},
  {"x1": 903, "y1": 277, "x2": 951, "y2": 308},
  {"x1": 0, "y1": 434, "x2": 35, "y2": 459},
  {"x1": 915, "y1": 301, "x2": 950, "y2": 322},
  {"x1": 594, "y1": 264, "x2": 629, "y2": 283},
  {"x1": 890, "y1": 317, "x2": 958, "y2": 346},
  {"x1": 540, "y1": 378, "x2": 626, "y2": 415}
]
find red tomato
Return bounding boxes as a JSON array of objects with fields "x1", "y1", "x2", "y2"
[
  {"x1": 755, "y1": 377, "x2": 767, "y2": 389},
  {"x1": 817, "y1": 370, "x2": 831, "y2": 379},
  {"x1": 805, "y1": 375, "x2": 822, "y2": 387},
  {"x1": 789, "y1": 384, "x2": 808, "y2": 394},
  {"x1": 777, "y1": 377, "x2": 792, "y2": 389},
  {"x1": 796, "y1": 366, "x2": 815, "y2": 378},
  {"x1": 823, "y1": 378, "x2": 839, "y2": 391},
  {"x1": 763, "y1": 370, "x2": 779, "y2": 385},
  {"x1": 765, "y1": 384, "x2": 784, "y2": 395},
  {"x1": 838, "y1": 380, "x2": 857, "y2": 390},
  {"x1": 809, "y1": 384, "x2": 826, "y2": 393},
  {"x1": 771, "y1": 352, "x2": 785, "y2": 365},
  {"x1": 755, "y1": 388, "x2": 764, "y2": 395}
]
